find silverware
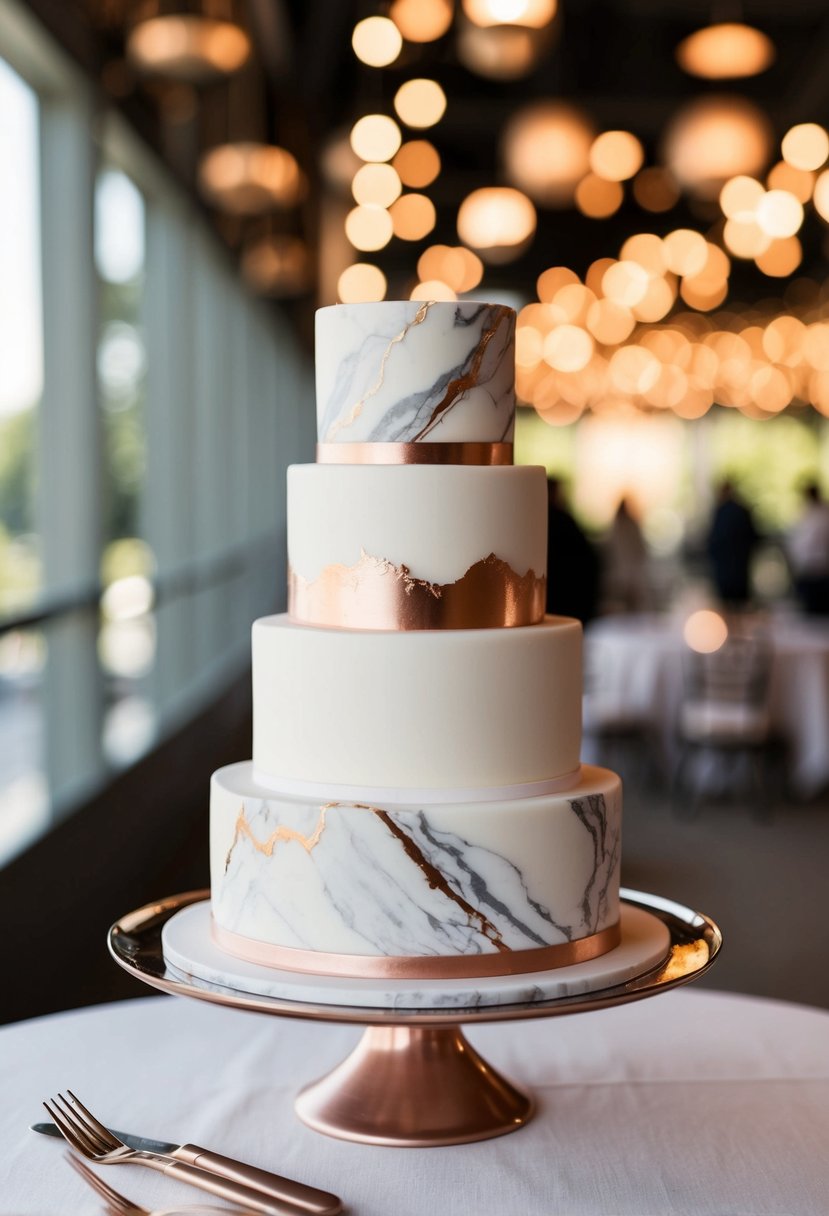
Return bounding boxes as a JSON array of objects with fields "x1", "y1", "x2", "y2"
[
  {"x1": 32, "y1": 1116, "x2": 341, "y2": 1215},
  {"x1": 43, "y1": 1092, "x2": 342, "y2": 1216},
  {"x1": 67, "y1": 1152, "x2": 256, "y2": 1215}
]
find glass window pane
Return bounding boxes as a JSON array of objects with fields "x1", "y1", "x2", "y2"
[
  {"x1": 0, "y1": 57, "x2": 42, "y2": 615},
  {"x1": 0, "y1": 57, "x2": 47, "y2": 863},
  {"x1": 0, "y1": 629, "x2": 48, "y2": 863},
  {"x1": 94, "y1": 166, "x2": 157, "y2": 766}
]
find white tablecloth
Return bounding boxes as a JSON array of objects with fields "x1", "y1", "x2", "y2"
[
  {"x1": 2, "y1": 990, "x2": 829, "y2": 1215},
  {"x1": 584, "y1": 613, "x2": 829, "y2": 797}
]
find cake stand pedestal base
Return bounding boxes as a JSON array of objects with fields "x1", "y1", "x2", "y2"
[
  {"x1": 295, "y1": 1024, "x2": 533, "y2": 1146},
  {"x1": 108, "y1": 889, "x2": 721, "y2": 1149}
]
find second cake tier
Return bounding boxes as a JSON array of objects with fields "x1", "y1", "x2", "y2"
[
  {"x1": 287, "y1": 462, "x2": 547, "y2": 630},
  {"x1": 252, "y1": 614, "x2": 582, "y2": 796}
]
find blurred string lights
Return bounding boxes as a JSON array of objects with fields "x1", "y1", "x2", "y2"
[
  {"x1": 127, "y1": 3, "x2": 311, "y2": 297},
  {"x1": 123, "y1": 1, "x2": 829, "y2": 408},
  {"x1": 337, "y1": 1, "x2": 829, "y2": 422},
  {"x1": 339, "y1": 0, "x2": 561, "y2": 302}
]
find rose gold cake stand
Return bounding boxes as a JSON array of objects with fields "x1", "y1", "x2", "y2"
[{"x1": 108, "y1": 888, "x2": 721, "y2": 1148}]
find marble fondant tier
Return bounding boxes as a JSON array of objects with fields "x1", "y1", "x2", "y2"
[
  {"x1": 210, "y1": 762, "x2": 621, "y2": 965},
  {"x1": 287, "y1": 463, "x2": 546, "y2": 629},
  {"x1": 315, "y1": 301, "x2": 515, "y2": 445},
  {"x1": 252, "y1": 614, "x2": 582, "y2": 791}
]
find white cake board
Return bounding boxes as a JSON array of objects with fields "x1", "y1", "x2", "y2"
[{"x1": 161, "y1": 901, "x2": 671, "y2": 1010}]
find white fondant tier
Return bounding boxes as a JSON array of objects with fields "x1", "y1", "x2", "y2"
[
  {"x1": 210, "y1": 762, "x2": 621, "y2": 965},
  {"x1": 252, "y1": 614, "x2": 582, "y2": 791},
  {"x1": 315, "y1": 301, "x2": 515, "y2": 445},
  {"x1": 287, "y1": 463, "x2": 547, "y2": 630}
]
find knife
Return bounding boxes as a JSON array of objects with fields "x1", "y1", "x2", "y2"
[{"x1": 31, "y1": 1122, "x2": 342, "y2": 1216}]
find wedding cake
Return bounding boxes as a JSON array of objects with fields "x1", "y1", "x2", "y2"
[{"x1": 209, "y1": 300, "x2": 622, "y2": 980}]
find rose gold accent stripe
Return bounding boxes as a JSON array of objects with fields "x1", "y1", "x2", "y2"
[
  {"x1": 211, "y1": 921, "x2": 621, "y2": 979},
  {"x1": 288, "y1": 552, "x2": 545, "y2": 630},
  {"x1": 316, "y1": 442, "x2": 513, "y2": 466}
]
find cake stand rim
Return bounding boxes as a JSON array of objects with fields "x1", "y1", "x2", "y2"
[{"x1": 107, "y1": 887, "x2": 722, "y2": 1026}]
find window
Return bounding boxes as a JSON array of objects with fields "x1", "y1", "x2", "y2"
[
  {"x1": 95, "y1": 166, "x2": 157, "y2": 766},
  {"x1": 0, "y1": 10, "x2": 312, "y2": 868},
  {"x1": 0, "y1": 54, "x2": 48, "y2": 859}
]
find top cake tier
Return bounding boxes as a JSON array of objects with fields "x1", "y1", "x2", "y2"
[{"x1": 315, "y1": 301, "x2": 515, "y2": 457}]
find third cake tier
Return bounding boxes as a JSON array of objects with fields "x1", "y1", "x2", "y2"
[{"x1": 252, "y1": 614, "x2": 582, "y2": 796}]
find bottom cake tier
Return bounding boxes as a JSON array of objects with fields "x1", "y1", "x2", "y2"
[{"x1": 210, "y1": 762, "x2": 621, "y2": 978}]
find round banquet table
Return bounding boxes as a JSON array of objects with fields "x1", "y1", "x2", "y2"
[
  {"x1": 1, "y1": 990, "x2": 828, "y2": 1215},
  {"x1": 583, "y1": 612, "x2": 829, "y2": 798}
]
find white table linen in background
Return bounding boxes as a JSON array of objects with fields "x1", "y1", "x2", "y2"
[
  {"x1": 2, "y1": 990, "x2": 829, "y2": 1215},
  {"x1": 583, "y1": 613, "x2": 829, "y2": 797}
]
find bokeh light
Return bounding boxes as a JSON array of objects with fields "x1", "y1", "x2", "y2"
[
  {"x1": 502, "y1": 102, "x2": 594, "y2": 205},
  {"x1": 719, "y1": 175, "x2": 764, "y2": 219},
  {"x1": 755, "y1": 236, "x2": 802, "y2": 277},
  {"x1": 394, "y1": 79, "x2": 447, "y2": 128},
  {"x1": 457, "y1": 186, "x2": 537, "y2": 261},
  {"x1": 766, "y1": 161, "x2": 814, "y2": 203},
  {"x1": 390, "y1": 0, "x2": 453, "y2": 42},
  {"x1": 345, "y1": 204, "x2": 394, "y2": 250},
  {"x1": 350, "y1": 114, "x2": 402, "y2": 162},
  {"x1": 337, "y1": 263, "x2": 387, "y2": 302},
  {"x1": 352, "y1": 16, "x2": 402, "y2": 67},
  {"x1": 351, "y1": 162, "x2": 402, "y2": 207},
  {"x1": 393, "y1": 140, "x2": 441, "y2": 188},
  {"x1": 662, "y1": 228, "x2": 708, "y2": 277},
  {"x1": 675, "y1": 23, "x2": 774, "y2": 80},
  {"x1": 411, "y1": 279, "x2": 457, "y2": 300},
  {"x1": 602, "y1": 260, "x2": 650, "y2": 307},
  {"x1": 683, "y1": 610, "x2": 728, "y2": 654},
  {"x1": 462, "y1": 0, "x2": 558, "y2": 28},
  {"x1": 198, "y1": 142, "x2": 304, "y2": 214},
  {"x1": 543, "y1": 325, "x2": 594, "y2": 372},
  {"x1": 664, "y1": 95, "x2": 772, "y2": 197},
  {"x1": 575, "y1": 174, "x2": 624, "y2": 217},
  {"x1": 457, "y1": 23, "x2": 540, "y2": 79},
  {"x1": 755, "y1": 189, "x2": 804, "y2": 238},
  {"x1": 418, "y1": 245, "x2": 484, "y2": 292},
  {"x1": 589, "y1": 130, "x2": 644, "y2": 181},
  {"x1": 389, "y1": 193, "x2": 437, "y2": 239},
  {"x1": 781, "y1": 123, "x2": 829, "y2": 172}
]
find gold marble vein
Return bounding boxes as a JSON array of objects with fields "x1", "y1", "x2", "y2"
[
  {"x1": 225, "y1": 803, "x2": 330, "y2": 871},
  {"x1": 325, "y1": 302, "x2": 432, "y2": 441}
]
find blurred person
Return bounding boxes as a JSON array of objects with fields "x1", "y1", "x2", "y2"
[
  {"x1": 545, "y1": 477, "x2": 600, "y2": 624},
  {"x1": 706, "y1": 480, "x2": 759, "y2": 608},
  {"x1": 787, "y1": 482, "x2": 829, "y2": 615},
  {"x1": 603, "y1": 497, "x2": 649, "y2": 613}
]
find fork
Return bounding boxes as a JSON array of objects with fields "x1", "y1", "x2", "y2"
[
  {"x1": 45, "y1": 1093, "x2": 316, "y2": 1216},
  {"x1": 67, "y1": 1153, "x2": 255, "y2": 1215}
]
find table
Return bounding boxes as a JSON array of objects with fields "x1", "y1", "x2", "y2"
[
  {"x1": 583, "y1": 612, "x2": 829, "y2": 797},
  {"x1": 2, "y1": 990, "x2": 828, "y2": 1215}
]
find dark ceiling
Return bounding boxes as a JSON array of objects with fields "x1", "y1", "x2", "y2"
[{"x1": 24, "y1": 0, "x2": 829, "y2": 313}]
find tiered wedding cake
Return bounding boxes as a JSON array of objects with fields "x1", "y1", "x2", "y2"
[{"x1": 210, "y1": 300, "x2": 622, "y2": 980}]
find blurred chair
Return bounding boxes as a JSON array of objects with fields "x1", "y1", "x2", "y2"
[
  {"x1": 672, "y1": 625, "x2": 782, "y2": 819},
  {"x1": 582, "y1": 649, "x2": 665, "y2": 794}
]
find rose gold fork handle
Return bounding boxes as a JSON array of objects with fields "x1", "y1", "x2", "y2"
[
  {"x1": 174, "y1": 1147, "x2": 342, "y2": 1216},
  {"x1": 158, "y1": 1159, "x2": 318, "y2": 1216}
]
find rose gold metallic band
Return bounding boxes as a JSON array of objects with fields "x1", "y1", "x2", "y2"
[
  {"x1": 287, "y1": 556, "x2": 545, "y2": 630},
  {"x1": 211, "y1": 920, "x2": 621, "y2": 979},
  {"x1": 316, "y1": 442, "x2": 514, "y2": 466}
]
